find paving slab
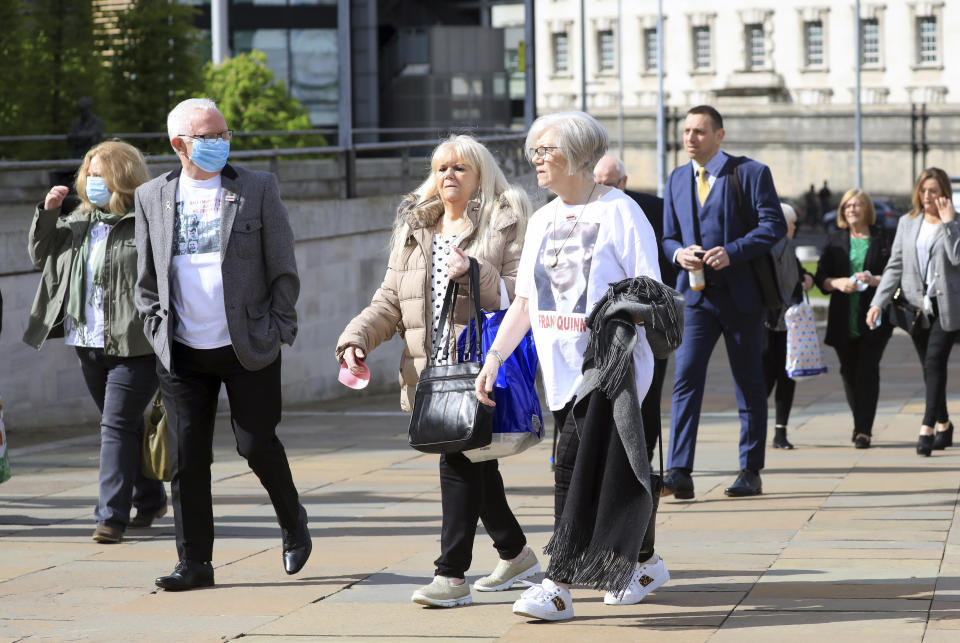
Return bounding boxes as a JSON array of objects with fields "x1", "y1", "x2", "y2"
[{"x1": 0, "y1": 333, "x2": 958, "y2": 641}]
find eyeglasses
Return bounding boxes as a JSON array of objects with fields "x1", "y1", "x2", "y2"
[
  {"x1": 179, "y1": 130, "x2": 234, "y2": 142},
  {"x1": 528, "y1": 145, "x2": 559, "y2": 159}
]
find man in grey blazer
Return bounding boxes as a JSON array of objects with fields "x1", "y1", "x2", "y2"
[{"x1": 135, "y1": 98, "x2": 310, "y2": 591}]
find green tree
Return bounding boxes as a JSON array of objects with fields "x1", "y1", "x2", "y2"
[
  {"x1": 203, "y1": 51, "x2": 323, "y2": 150},
  {"x1": 100, "y1": 0, "x2": 206, "y2": 144},
  {"x1": 0, "y1": 0, "x2": 30, "y2": 139}
]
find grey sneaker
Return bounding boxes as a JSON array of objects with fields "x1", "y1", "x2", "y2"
[
  {"x1": 411, "y1": 577, "x2": 473, "y2": 607},
  {"x1": 474, "y1": 547, "x2": 541, "y2": 592}
]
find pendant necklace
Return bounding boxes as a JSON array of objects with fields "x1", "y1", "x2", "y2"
[{"x1": 550, "y1": 182, "x2": 597, "y2": 268}]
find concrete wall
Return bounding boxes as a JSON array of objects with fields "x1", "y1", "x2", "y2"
[{"x1": 0, "y1": 167, "x2": 543, "y2": 431}]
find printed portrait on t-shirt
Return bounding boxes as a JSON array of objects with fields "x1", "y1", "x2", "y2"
[
  {"x1": 173, "y1": 198, "x2": 221, "y2": 257},
  {"x1": 534, "y1": 221, "x2": 600, "y2": 314}
]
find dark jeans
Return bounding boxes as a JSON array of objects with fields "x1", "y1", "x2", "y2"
[
  {"x1": 553, "y1": 401, "x2": 657, "y2": 562},
  {"x1": 762, "y1": 329, "x2": 796, "y2": 426},
  {"x1": 157, "y1": 342, "x2": 301, "y2": 562},
  {"x1": 76, "y1": 348, "x2": 166, "y2": 529},
  {"x1": 434, "y1": 453, "x2": 526, "y2": 578},
  {"x1": 911, "y1": 306, "x2": 959, "y2": 427},
  {"x1": 834, "y1": 336, "x2": 888, "y2": 436}
]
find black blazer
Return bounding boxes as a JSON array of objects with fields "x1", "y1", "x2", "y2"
[
  {"x1": 814, "y1": 227, "x2": 892, "y2": 349},
  {"x1": 625, "y1": 189, "x2": 678, "y2": 288}
]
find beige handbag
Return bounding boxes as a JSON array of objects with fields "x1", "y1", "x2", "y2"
[{"x1": 141, "y1": 392, "x2": 171, "y2": 482}]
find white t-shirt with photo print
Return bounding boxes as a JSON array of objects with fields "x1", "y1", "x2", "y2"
[
  {"x1": 170, "y1": 174, "x2": 231, "y2": 349},
  {"x1": 515, "y1": 188, "x2": 661, "y2": 410}
]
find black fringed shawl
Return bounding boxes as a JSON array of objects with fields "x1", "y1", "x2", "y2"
[{"x1": 544, "y1": 277, "x2": 685, "y2": 593}]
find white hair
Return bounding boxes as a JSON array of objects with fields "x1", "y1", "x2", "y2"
[
  {"x1": 525, "y1": 111, "x2": 609, "y2": 176},
  {"x1": 780, "y1": 202, "x2": 797, "y2": 225},
  {"x1": 166, "y1": 98, "x2": 222, "y2": 142}
]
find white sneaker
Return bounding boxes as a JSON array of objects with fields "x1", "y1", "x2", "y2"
[
  {"x1": 411, "y1": 576, "x2": 473, "y2": 607},
  {"x1": 603, "y1": 556, "x2": 670, "y2": 605},
  {"x1": 511, "y1": 578, "x2": 574, "y2": 621},
  {"x1": 474, "y1": 547, "x2": 541, "y2": 591}
]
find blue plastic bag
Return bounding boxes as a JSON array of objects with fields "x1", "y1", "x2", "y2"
[{"x1": 457, "y1": 310, "x2": 543, "y2": 462}]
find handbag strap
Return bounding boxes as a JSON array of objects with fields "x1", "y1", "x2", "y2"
[{"x1": 430, "y1": 257, "x2": 485, "y2": 364}]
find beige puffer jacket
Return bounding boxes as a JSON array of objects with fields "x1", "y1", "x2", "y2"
[{"x1": 336, "y1": 197, "x2": 523, "y2": 411}]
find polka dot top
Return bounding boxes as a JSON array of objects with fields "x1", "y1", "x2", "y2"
[{"x1": 430, "y1": 234, "x2": 457, "y2": 363}]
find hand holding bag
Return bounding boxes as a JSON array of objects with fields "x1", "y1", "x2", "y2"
[
  {"x1": 456, "y1": 304, "x2": 543, "y2": 463},
  {"x1": 141, "y1": 392, "x2": 172, "y2": 482},
  {"x1": 784, "y1": 295, "x2": 828, "y2": 380},
  {"x1": 408, "y1": 258, "x2": 494, "y2": 454},
  {"x1": 887, "y1": 287, "x2": 925, "y2": 335}
]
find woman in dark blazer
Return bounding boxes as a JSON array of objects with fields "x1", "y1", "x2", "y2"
[{"x1": 815, "y1": 189, "x2": 892, "y2": 448}]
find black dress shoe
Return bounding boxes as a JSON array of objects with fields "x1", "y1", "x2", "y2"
[
  {"x1": 932, "y1": 422, "x2": 954, "y2": 450},
  {"x1": 661, "y1": 469, "x2": 694, "y2": 500},
  {"x1": 854, "y1": 434, "x2": 871, "y2": 449},
  {"x1": 282, "y1": 505, "x2": 312, "y2": 575},
  {"x1": 724, "y1": 469, "x2": 762, "y2": 497},
  {"x1": 155, "y1": 560, "x2": 214, "y2": 591},
  {"x1": 917, "y1": 433, "x2": 935, "y2": 456}
]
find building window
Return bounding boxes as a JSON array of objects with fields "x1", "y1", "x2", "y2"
[
  {"x1": 643, "y1": 27, "x2": 658, "y2": 72},
  {"x1": 598, "y1": 29, "x2": 615, "y2": 72},
  {"x1": 745, "y1": 23, "x2": 764, "y2": 70},
  {"x1": 917, "y1": 16, "x2": 937, "y2": 64},
  {"x1": 553, "y1": 32, "x2": 569, "y2": 74},
  {"x1": 804, "y1": 20, "x2": 823, "y2": 67},
  {"x1": 861, "y1": 18, "x2": 879, "y2": 66},
  {"x1": 693, "y1": 26, "x2": 711, "y2": 70}
]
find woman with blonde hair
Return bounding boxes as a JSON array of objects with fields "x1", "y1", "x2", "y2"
[
  {"x1": 24, "y1": 140, "x2": 166, "y2": 543},
  {"x1": 337, "y1": 134, "x2": 540, "y2": 607},
  {"x1": 868, "y1": 168, "x2": 960, "y2": 455},
  {"x1": 815, "y1": 189, "x2": 892, "y2": 448}
]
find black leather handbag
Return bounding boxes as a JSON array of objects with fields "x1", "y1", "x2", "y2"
[
  {"x1": 887, "y1": 287, "x2": 924, "y2": 335},
  {"x1": 408, "y1": 258, "x2": 494, "y2": 454}
]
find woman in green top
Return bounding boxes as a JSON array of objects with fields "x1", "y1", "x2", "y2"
[
  {"x1": 814, "y1": 189, "x2": 893, "y2": 448},
  {"x1": 25, "y1": 140, "x2": 166, "y2": 543}
]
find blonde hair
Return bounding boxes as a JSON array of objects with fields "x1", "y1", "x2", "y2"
[
  {"x1": 836, "y1": 188, "x2": 875, "y2": 228},
  {"x1": 75, "y1": 140, "x2": 150, "y2": 216},
  {"x1": 389, "y1": 135, "x2": 531, "y2": 259},
  {"x1": 910, "y1": 167, "x2": 952, "y2": 218}
]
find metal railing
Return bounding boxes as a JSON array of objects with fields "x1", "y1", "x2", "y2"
[{"x1": 0, "y1": 131, "x2": 528, "y2": 199}]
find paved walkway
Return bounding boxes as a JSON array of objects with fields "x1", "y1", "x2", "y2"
[{"x1": 1, "y1": 333, "x2": 959, "y2": 642}]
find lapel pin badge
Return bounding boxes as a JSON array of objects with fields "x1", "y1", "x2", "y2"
[
  {"x1": 164, "y1": 201, "x2": 172, "y2": 211},
  {"x1": 224, "y1": 193, "x2": 237, "y2": 202}
]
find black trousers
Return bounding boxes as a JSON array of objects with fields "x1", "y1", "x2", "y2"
[
  {"x1": 834, "y1": 335, "x2": 889, "y2": 436},
  {"x1": 157, "y1": 342, "x2": 301, "y2": 562},
  {"x1": 641, "y1": 357, "x2": 668, "y2": 462},
  {"x1": 762, "y1": 329, "x2": 796, "y2": 427},
  {"x1": 911, "y1": 306, "x2": 959, "y2": 426},
  {"x1": 553, "y1": 401, "x2": 657, "y2": 562},
  {"x1": 434, "y1": 452, "x2": 526, "y2": 578}
]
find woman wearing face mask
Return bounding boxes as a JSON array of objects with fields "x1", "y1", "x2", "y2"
[{"x1": 24, "y1": 140, "x2": 166, "y2": 543}]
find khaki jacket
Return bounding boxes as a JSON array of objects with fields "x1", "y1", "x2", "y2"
[
  {"x1": 336, "y1": 199, "x2": 523, "y2": 411},
  {"x1": 24, "y1": 199, "x2": 152, "y2": 356}
]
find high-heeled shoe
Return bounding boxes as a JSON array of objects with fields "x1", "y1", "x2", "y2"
[
  {"x1": 917, "y1": 433, "x2": 935, "y2": 456},
  {"x1": 772, "y1": 426, "x2": 794, "y2": 450},
  {"x1": 932, "y1": 422, "x2": 954, "y2": 450}
]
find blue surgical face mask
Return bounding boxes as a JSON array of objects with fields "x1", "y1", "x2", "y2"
[
  {"x1": 188, "y1": 138, "x2": 230, "y2": 173},
  {"x1": 85, "y1": 176, "x2": 111, "y2": 208}
]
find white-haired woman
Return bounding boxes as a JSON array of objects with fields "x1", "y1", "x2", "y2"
[
  {"x1": 336, "y1": 135, "x2": 539, "y2": 607},
  {"x1": 475, "y1": 111, "x2": 666, "y2": 622},
  {"x1": 24, "y1": 141, "x2": 166, "y2": 543},
  {"x1": 761, "y1": 203, "x2": 814, "y2": 450}
]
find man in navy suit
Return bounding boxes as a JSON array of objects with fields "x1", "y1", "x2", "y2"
[{"x1": 661, "y1": 105, "x2": 786, "y2": 498}]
